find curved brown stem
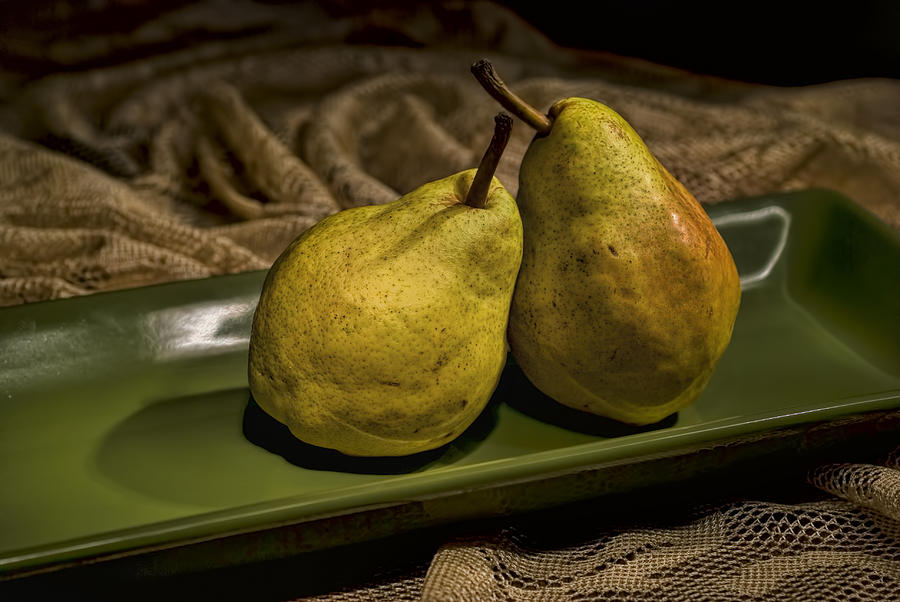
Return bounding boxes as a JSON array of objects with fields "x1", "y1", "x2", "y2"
[
  {"x1": 465, "y1": 113, "x2": 513, "y2": 209},
  {"x1": 471, "y1": 59, "x2": 552, "y2": 136}
]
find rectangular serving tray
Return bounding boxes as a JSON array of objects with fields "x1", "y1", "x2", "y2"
[{"x1": 1, "y1": 188, "x2": 898, "y2": 578}]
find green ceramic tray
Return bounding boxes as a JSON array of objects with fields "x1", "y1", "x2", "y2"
[{"x1": 1, "y1": 189, "x2": 899, "y2": 578}]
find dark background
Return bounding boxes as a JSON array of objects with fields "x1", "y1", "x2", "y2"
[
  {"x1": 500, "y1": 0, "x2": 900, "y2": 85},
  {"x1": 1, "y1": 0, "x2": 899, "y2": 86}
]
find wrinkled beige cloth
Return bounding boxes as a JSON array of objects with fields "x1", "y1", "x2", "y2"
[
  {"x1": 418, "y1": 451, "x2": 900, "y2": 602},
  {"x1": 297, "y1": 446, "x2": 900, "y2": 602},
  {"x1": 1, "y1": 0, "x2": 899, "y2": 306},
  {"x1": 1, "y1": 2, "x2": 898, "y2": 600}
]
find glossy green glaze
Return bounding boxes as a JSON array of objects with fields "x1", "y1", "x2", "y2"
[{"x1": 1, "y1": 189, "x2": 898, "y2": 576}]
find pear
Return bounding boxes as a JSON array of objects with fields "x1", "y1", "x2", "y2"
[
  {"x1": 248, "y1": 114, "x2": 522, "y2": 456},
  {"x1": 472, "y1": 60, "x2": 741, "y2": 425}
]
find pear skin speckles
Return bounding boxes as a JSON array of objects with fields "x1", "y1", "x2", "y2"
[
  {"x1": 508, "y1": 98, "x2": 741, "y2": 425},
  {"x1": 248, "y1": 170, "x2": 523, "y2": 456}
]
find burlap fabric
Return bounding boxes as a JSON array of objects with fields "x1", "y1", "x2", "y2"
[
  {"x1": 2, "y1": 1, "x2": 899, "y2": 306},
  {"x1": 1, "y1": 1, "x2": 898, "y2": 600}
]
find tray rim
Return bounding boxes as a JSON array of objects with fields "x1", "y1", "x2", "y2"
[{"x1": 2, "y1": 188, "x2": 899, "y2": 576}]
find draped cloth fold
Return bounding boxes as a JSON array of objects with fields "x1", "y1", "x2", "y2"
[{"x1": 2, "y1": 1, "x2": 898, "y2": 306}]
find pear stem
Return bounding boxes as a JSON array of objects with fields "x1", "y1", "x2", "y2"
[
  {"x1": 465, "y1": 113, "x2": 512, "y2": 209},
  {"x1": 471, "y1": 59, "x2": 552, "y2": 136}
]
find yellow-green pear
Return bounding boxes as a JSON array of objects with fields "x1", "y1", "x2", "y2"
[
  {"x1": 248, "y1": 115, "x2": 522, "y2": 456},
  {"x1": 472, "y1": 60, "x2": 741, "y2": 425}
]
